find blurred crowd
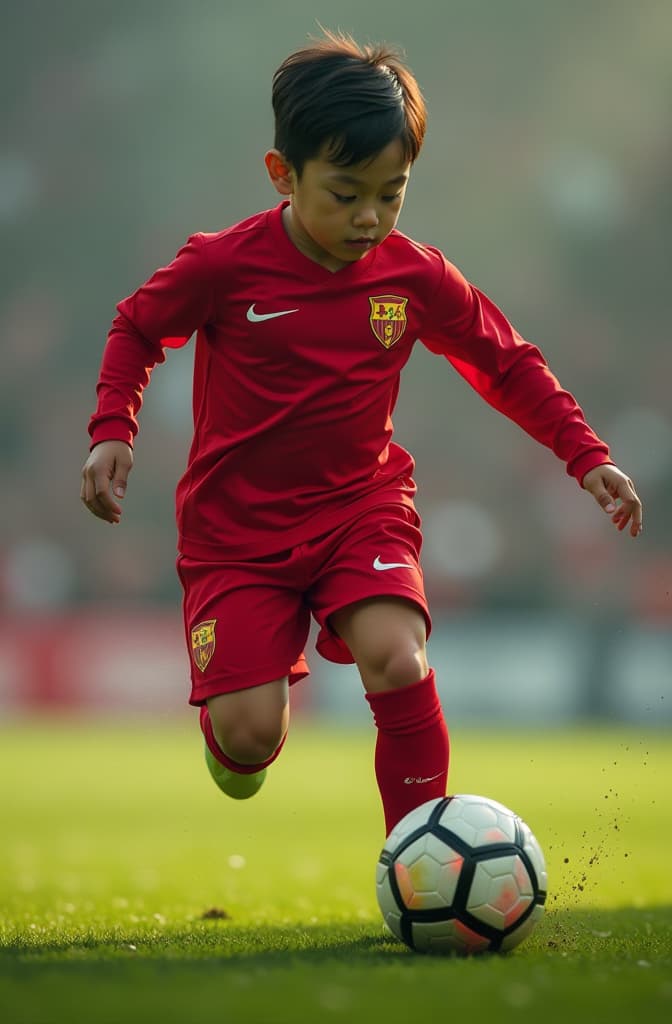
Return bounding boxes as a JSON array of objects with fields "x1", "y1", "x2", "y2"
[{"x1": 1, "y1": 2, "x2": 670, "y2": 627}]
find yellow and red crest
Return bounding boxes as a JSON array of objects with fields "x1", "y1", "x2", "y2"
[
  {"x1": 191, "y1": 619, "x2": 216, "y2": 673},
  {"x1": 369, "y1": 295, "x2": 408, "y2": 349}
]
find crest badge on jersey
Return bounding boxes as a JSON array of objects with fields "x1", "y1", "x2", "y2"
[
  {"x1": 369, "y1": 295, "x2": 408, "y2": 349},
  {"x1": 191, "y1": 619, "x2": 217, "y2": 672}
]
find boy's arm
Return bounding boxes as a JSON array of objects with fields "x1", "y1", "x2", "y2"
[
  {"x1": 422, "y1": 268, "x2": 642, "y2": 536},
  {"x1": 88, "y1": 234, "x2": 214, "y2": 449},
  {"x1": 83, "y1": 233, "x2": 214, "y2": 522}
]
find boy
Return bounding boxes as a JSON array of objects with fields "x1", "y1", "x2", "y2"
[{"x1": 81, "y1": 32, "x2": 642, "y2": 836}]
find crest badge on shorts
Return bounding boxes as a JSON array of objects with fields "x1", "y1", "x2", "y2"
[
  {"x1": 191, "y1": 619, "x2": 216, "y2": 672},
  {"x1": 369, "y1": 295, "x2": 408, "y2": 349}
]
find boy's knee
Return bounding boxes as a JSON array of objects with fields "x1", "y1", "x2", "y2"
[
  {"x1": 383, "y1": 647, "x2": 429, "y2": 689},
  {"x1": 362, "y1": 643, "x2": 429, "y2": 691},
  {"x1": 207, "y1": 681, "x2": 288, "y2": 766},
  {"x1": 215, "y1": 720, "x2": 285, "y2": 766}
]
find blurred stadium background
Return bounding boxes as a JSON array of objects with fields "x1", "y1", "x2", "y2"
[{"x1": 1, "y1": 0, "x2": 670, "y2": 726}]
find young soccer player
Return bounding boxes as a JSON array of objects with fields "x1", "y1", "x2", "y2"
[{"x1": 81, "y1": 31, "x2": 642, "y2": 836}]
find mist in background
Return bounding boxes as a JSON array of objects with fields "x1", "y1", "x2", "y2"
[{"x1": 1, "y1": 0, "x2": 670, "y2": 722}]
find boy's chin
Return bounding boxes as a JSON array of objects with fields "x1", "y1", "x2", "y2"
[{"x1": 339, "y1": 243, "x2": 376, "y2": 262}]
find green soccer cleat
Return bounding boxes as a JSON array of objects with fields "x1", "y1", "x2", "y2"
[{"x1": 204, "y1": 744, "x2": 267, "y2": 800}]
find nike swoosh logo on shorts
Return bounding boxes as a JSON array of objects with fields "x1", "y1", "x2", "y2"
[
  {"x1": 373, "y1": 555, "x2": 414, "y2": 571},
  {"x1": 246, "y1": 303, "x2": 299, "y2": 322}
]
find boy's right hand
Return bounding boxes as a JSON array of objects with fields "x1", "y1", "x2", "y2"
[{"x1": 80, "y1": 440, "x2": 134, "y2": 524}]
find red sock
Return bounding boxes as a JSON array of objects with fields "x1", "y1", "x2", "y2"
[
  {"x1": 199, "y1": 705, "x2": 286, "y2": 775},
  {"x1": 366, "y1": 670, "x2": 449, "y2": 835}
]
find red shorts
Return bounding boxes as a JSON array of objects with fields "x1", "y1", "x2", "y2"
[{"x1": 177, "y1": 503, "x2": 430, "y2": 705}]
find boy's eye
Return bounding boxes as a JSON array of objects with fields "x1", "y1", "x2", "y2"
[{"x1": 329, "y1": 190, "x2": 403, "y2": 204}]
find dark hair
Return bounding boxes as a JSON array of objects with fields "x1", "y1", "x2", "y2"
[{"x1": 272, "y1": 30, "x2": 427, "y2": 177}]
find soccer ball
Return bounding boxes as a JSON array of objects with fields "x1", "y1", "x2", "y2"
[{"x1": 376, "y1": 794, "x2": 547, "y2": 955}]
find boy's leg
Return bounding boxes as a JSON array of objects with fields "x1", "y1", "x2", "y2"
[
  {"x1": 177, "y1": 553, "x2": 311, "y2": 800},
  {"x1": 200, "y1": 677, "x2": 289, "y2": 799},
  {"x1": 331, "y1": 597, "x2": 449, "y2": 836}
]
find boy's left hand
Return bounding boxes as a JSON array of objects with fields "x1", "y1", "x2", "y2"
[{"x1": 582, "y1": 464, "x2": 642, "y2": 538}]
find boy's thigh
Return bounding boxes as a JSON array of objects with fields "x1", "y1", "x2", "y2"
[
  {"x1": 176, "y1": 555, "x2": 311, "y2": 706},
  {"x1": 307, "y1": 504, "x2": 431, "y2": 665}
]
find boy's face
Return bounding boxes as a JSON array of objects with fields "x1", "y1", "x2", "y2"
[{"x1": 266, "y1": 138, "x2": 411, "y2": 272}]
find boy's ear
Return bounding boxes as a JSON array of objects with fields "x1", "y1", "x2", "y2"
[{"x1": 265, "y1": 149, "x2": 295, "y2": 195}]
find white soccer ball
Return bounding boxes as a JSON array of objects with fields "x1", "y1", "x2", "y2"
[{"x1": 376, "y1": 794, "x2": 547, "y2": 955}]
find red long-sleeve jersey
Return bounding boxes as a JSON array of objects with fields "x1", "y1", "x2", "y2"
[{"x1": 89, "y1": 201, "x2": 610, "y2": 559}]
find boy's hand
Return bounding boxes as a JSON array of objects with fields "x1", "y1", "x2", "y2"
[
  {"x1": 80, "y1": 440, "x2": 134, "y2": 524},
  {"x1": 582, "y1": 464, "x2": 642, "y2": 538}
]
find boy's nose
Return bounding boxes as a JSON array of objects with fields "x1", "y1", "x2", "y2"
[{"x1": 354, "y1": 207, "x2": 379, "y2": 228}]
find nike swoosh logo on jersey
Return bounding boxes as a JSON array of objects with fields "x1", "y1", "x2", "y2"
[
  {"x1": 246, "y1": 304, "x2": 299, "y2": 322},
  {"x1": 373, "y1": 555, "x2": 414, "y2": 571}
]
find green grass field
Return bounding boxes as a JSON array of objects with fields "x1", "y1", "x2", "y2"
[{"x1": 1, "y1": 720, "x2": 670, "y2": 1023}]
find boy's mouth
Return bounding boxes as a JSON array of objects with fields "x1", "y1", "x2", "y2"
[{"x1": 345, "y1": 237, "x2": 375, "y2": 249}]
